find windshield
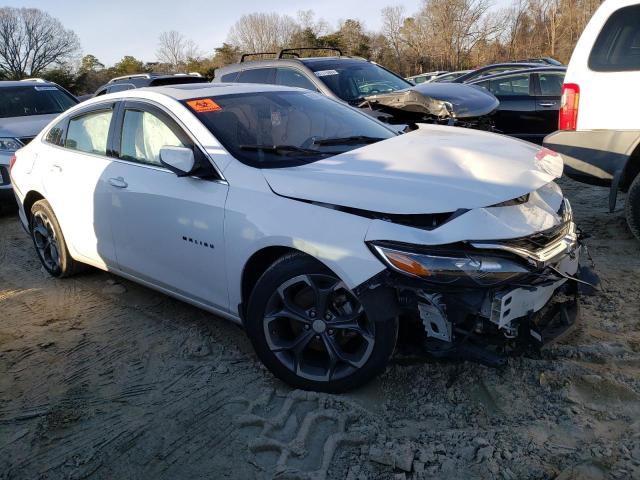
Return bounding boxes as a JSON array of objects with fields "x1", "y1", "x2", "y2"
[
  {"x1": 306, "y1": 60, "x2": 412, "y2": 104},
  {"x1": 0, "y1": 86, "x2": 77, "y2": 119},
  {"x1": 183, "y1": 90, "x2": 396, "y2": 168}
]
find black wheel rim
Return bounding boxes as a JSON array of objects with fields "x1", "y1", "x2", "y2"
[
  {"x1": 32, "y1": 211, "x2": 61, "y2": 274},
  {"x1": 263, "y1": 274, "x2": 375, "y2": 382}
]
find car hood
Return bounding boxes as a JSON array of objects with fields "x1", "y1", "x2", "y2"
[
  {"x1": 363, "y1": 82, "x2": 499, "y2": 119},
  {"x1": 262, "y1": 125, "x2": 563, "y2": 215},
  {"x1": 0, "y1": 114, "x2": 59, "y2": 139}
]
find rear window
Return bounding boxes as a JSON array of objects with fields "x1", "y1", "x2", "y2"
[
  {"x1": 0, "y1": 86, "x2": 77, "y2": 118},
  {"x1": 589, "y1": 4, "x2": 640, "y2": 72},
  {"x1": 149, "y1": 76, "x2": 208, "y2": 86}
]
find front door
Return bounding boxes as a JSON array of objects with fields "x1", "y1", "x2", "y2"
[{"x1": 105, "y1": 101, "x2": 230, "y2": 311}]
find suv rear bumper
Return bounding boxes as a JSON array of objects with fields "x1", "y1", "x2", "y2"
[{"x1": 543, "y1": 129, "x2": 640, "y2": 186}]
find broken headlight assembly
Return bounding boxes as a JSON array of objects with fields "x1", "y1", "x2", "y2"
[{"x1": 370, "y1": 243, "x2": 531, "y2": 287}]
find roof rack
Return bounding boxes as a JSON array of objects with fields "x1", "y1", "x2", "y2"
[
  {"x1": 20, "y1": 78, "x2": 48, "y2": 83},
  {"x1": 278, "y1": 47, "x2": 343, "y2": 59},
  {"x1": 108, "y1": 73, "x2": 152, "y2": 84},
  {"x1": 240, "y1": 52, "x2": 277, "y2": 63}
]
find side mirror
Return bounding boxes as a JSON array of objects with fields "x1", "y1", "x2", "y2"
[{"x1": 160, "y1": 146, "x2": 195, "y2": 176}]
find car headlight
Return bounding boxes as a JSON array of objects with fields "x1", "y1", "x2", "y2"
[
  {"x1": 0, "y1": 137, "x2": 23, "y2": 151},
  {"x1": 371, "y1": 243, "x2": 531, "y2": 287}
]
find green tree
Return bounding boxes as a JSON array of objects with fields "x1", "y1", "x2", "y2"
[
  {"x1": 212, "y1": 43, "x2": 241, "y2": 66},
  {"x1": 80, "y1": 54, "x2": 105, "y2": 73},
  {"x1": 41, "y1": 63, "x2": 76, "y2": 93},
  {"x1": 112, "y1": 56, "x2": 148, "y2": 76}
]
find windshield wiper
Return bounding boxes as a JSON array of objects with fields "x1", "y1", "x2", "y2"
[
  {"x1": 239, "y1": 144, "x2": 339, "y2": 156},
  {"x1": 312, "y1": 135, "x2": 387, "y2": 146}
]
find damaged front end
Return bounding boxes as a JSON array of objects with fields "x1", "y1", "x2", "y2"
[
  {"x1": 356, "y1": 199, "x2": 598, "y2": 367},
  {"x1": 360, "y1": 83, "x2": 499, "y2": 132}
]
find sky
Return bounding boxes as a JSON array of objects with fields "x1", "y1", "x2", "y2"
[{"x1": 3, "y1": 0, "x2": 433, "y2": 66}]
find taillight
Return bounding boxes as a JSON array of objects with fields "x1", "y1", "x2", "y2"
[
  {"x1": 559, "y1": 83, "x2": 580, "y2": 131},
  {"x1": 9, "y1": 155, "x2": 17, "y2": 171}
]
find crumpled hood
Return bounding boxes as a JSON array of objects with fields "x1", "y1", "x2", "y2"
[
  {"x1": 364, "y1": 83, "x2": 499, "y2": 119},
  {"x1": 0, "y1": 114, "x2": 58, "y2": 139},
  {"x1": 263, "y1": 125, "x2": 563, "y2": 215}
]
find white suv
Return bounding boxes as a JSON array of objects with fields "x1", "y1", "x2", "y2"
[
  {"x1": 10, "y1": 83, "x2": 585, "y2": 391},
  {"x1": 544, "y1": 0, "x2": 640, "y2": 240}
]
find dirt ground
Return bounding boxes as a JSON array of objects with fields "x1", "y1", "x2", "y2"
[{"x1": 1, "y1": 178, "x2": 639, "y2": 480}]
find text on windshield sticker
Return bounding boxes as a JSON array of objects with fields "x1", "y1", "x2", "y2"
[
  {"x1": 314, "y1": 70, "x2": 339, "y2": 77},
  {"x1": 187, "y1": 98, "x2": 222, "y2": 113}
]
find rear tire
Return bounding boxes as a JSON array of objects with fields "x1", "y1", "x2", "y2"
[
  {"x1": 30, "y1": 199, "x2": 82, "y2": 278},
  {"x1": 245, "y1": 253, "x2": 398, "y2": 393},
  {"x1": 626, "y1": 174, "x2": 640, "y2": 242}
]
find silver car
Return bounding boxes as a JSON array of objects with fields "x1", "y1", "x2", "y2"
[{"x1": 0, "y1": 79, "x2": 77, "y2": 210}]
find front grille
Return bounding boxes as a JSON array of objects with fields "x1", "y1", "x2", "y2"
[
  {"x1": 19, "y1": 136, "x2": 34, "y2": 146},
  {"x1": 502, "y1": 221, "x2": 570, "y2": 251},
  {"x1": 0, "y1": 165, "x2": 9, "y2": 186}
]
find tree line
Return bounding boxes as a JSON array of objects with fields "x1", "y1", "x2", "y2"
[{"x1": 0, "y1": 1, "x2": 603, "y2": 95}]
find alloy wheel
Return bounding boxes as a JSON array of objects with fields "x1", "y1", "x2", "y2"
[
  {"x1": 32, "y1": 211, "x2": 61, "y2": 274},
  {"x1": 263, "y1": 274, "x2": 375, "y2": 382}
]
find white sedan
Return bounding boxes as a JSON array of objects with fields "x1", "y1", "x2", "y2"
[{"x1": 10, "y1": 83, "x2": 583, "y2": 392}]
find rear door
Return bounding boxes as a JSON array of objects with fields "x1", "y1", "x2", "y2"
[
  {"x1": 39, "y1": 102, "x2": 118, "y2": 267},
  {"x1": 534, "y1": 71, "x2": 565, "y2": 136},
  {"x1": 475, "y1": 72, "x2": 539, "y2": 142},
  {"x1": 105, "y1": 100, "x2": 230, "y2": 311}
]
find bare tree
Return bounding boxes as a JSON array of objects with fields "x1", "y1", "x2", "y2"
[
  {"x1": 227, "y1": 13, "x2": 300, "y2": 53},
  {"x1": 381, "y1": 5, "x2": 406, "y2": 71},
  {"x1": 0, "y1": 7, "x2": 80, "y2": 79},
  {"x1": 157, "y1": 31, "x2": 201, "y2": 70}
]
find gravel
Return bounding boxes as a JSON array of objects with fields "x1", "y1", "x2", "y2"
[{"x1": 1, "y1": 178, "x2": 639, "y2": 479}]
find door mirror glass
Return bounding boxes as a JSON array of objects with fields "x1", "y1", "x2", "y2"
[{"x1": 160, "y1": 146, "x2": 195, "y2": 176}]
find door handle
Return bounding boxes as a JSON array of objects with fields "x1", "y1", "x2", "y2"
[
  {"x1": 538, "y1": 102, "x2": 556, "y2": 107},
  {"x1": 50, "y1": 164, "x2": 62, "y2": 172},
  {"x1": 108, "y1": 177, "x2": 128, "y2": 189}
]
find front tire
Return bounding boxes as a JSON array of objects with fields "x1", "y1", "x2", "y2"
[
  {"x1": 245, "y1": 253, "x2": 398, "y2": 393},
  {"x1": 626, "y1": 174, "x2": 640, "y2": 242},
  {"x1": 30, "y1": 199, "x2": 81, "y2": 278}
]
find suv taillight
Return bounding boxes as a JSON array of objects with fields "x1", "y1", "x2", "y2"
[
  {"x1": 559, "y1": 83, "x2": 580, "y2": 131},
  {"x1": 9, "y1": 155, "x2": 16, "y2": 171}
]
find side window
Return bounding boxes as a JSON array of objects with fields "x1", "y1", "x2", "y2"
[
  {"x1": 237, "y1": 68, "x2": 274, "y2": 84},
  {"x1": 589, "y1": 4, "x2": 640, "y2": 72},
  {"x1": 538, "y1": 73, "x2": 565, "y2": 96},
  {"x1": 65, "y1": 110, "x2": 113, "y2": 155},
  {"x1": 120, "y1": 109, "x2": 185, "y2": 166},
  {"x1": 220, "y1": 71, "x2": 239, "y2": 82},
  {"x1": 485, "y1": 74, "x2": 531, "y2": 96},
  {"x1": 274, "y1": 68, "x2": 317, "y2": 91},
  {"x1": 45, "y1": 120, "x2": 66, "y2": 146},
  {"x1": 477, "y1": 67, "x2": 513, "y2": 79}
]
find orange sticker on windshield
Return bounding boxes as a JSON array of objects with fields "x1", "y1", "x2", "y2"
[{"x1": 187, "y1": 98, "x2": 222, "y2": 113}]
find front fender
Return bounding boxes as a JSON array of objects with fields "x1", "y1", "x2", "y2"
[{"x1": 223, "y1": 184, "x2": 385, "y2": 318}]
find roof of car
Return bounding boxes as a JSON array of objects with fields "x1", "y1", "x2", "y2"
[
  {"x1": 136, "y1": 82, "x2": 302, "y2": 100},
  {"x1": 468, "y1": 65, "x2": 567, "y2": 83},
  {"x1": 0, "y1": 79, "x2": 59, "y2": 88},
  {"x1": 216, "y1": 55, "x2": 369, "y2": 74}
]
